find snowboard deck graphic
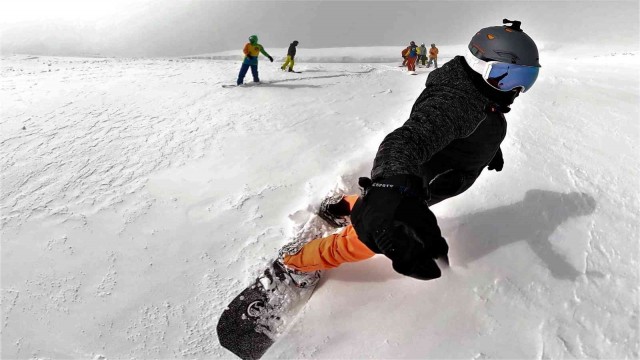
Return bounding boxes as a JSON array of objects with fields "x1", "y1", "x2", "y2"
[{"x1": 217, "y1": 259, "x2": 321, "y2": 359}]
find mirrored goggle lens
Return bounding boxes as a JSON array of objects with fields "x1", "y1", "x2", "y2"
[{"x1": 485, "y1": 63, "x2": 540, "y2": 92}]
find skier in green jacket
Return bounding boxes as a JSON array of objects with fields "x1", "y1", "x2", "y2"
[{"x1": 237, "y1": 34, "x2": 273, "y2": 86}]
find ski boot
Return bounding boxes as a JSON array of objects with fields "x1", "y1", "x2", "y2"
[{"x1": 318, "y1": 194, "x2": 351, "y2": 228}]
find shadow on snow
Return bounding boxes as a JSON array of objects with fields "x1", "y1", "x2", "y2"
[
  {"x1": 330, "y1": 189, "x2": 597, "y2": 283},
  {"x1": 441, "y1": 189, "x2": 598, "y2": 281}
]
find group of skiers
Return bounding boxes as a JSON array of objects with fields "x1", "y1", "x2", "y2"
[
  {"x1": 234, "y1": 36, "x2": 442, "y2": 85},
  {"x1": 402, "y1": 42, "x2": 439, "y2": 71}
]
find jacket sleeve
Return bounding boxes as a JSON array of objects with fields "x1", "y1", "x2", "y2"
[
  {"x1": 371, "y1": 89, "x2": 486, "y2": 180},
  {"x1": 259, "y1": 45, "x2": 271, "y2": 58},
  {"x1": 243, "y1": 43, "x2": 251, "y2": 56}
]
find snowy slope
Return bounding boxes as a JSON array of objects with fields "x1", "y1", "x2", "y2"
[{"x1": 1, "y1": 45, "x2": 638, "y2": 359}]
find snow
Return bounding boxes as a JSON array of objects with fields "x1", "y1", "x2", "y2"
[{"x1": 1, "y1": 43, "x2": 638, "y2": 359}]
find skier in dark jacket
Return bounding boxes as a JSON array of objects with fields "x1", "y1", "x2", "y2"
[
  {"x1": 281, "y1": 40, "x2": 299, "y2": 72},
  {"x1": 280, "y1": 20, "x2": 541, "y2": 281}
]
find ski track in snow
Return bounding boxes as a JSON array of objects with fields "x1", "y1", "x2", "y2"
[{"x1": 1, "y1": 50, "x2": 638, "y2": 359}]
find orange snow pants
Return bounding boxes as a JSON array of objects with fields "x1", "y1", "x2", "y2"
[
  {"x1": 406, "y1": 57, "x2": 417, "y2": 71},
  {"x1": 283, "y1": 195, "x2": 375, "y2": 272}
]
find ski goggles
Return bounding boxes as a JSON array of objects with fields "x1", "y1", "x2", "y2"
[{"x1": 466, "y1": 49, "x2": 540, "y2": 92}]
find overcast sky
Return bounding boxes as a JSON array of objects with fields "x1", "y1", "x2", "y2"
[{"x1": 1, "y1": 0, "x2": 638, "y2": 57}]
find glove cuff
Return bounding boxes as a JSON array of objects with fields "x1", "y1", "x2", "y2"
[
  {"x1": 371, "y1": 174, "x2": 426, "y2": 198},
  {"x1": 376, "y1": 174, "x2": 423, "y2": 189}
]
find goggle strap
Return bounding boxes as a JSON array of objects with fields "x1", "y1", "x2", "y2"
[{"x1": 465, "y1": 48, "x2": 490, "y2": 77}]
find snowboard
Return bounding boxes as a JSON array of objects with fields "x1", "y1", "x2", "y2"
[
  {"x1": 217, "y1": 259, "x2": 321, "y2": 359},
  {"x1": 222, "y1": 82, "x2": 265, "y2": 88},
  {"x1": 217, "y1": 213, "x2": 328, "y2": 359}
]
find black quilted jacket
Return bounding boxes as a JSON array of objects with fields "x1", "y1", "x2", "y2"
[{"x1": 371, "y1": 56, "x2": 515, "y2": 203}]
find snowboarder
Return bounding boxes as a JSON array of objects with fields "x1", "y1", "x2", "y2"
[
  {"x1": 427, "y1": 43, "x2": 439, "y2": 69},
  {"x1": 281, "y1": 19, "x2": 541, "y2": 281},
  {"x1": 405, "y1": 41, "x2": 419, "y2": 72},
  {"x1": 281, "y1": 40, "x2": 299, "y2": 72},
  {"x1": 419, "y1": 43, "x2": 428, "y2": 66},
  {"x1": 236, "y1": 35, "x2": 273, "y2": 86}
]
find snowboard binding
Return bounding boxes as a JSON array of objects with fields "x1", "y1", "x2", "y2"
[{"x1": 318, "y1": 194, "x2": 351, "y2": 228}]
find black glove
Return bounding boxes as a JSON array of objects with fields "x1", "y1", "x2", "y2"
[
  {"x1": 268, "y1": 55, "x2": 274, "y2": 62},
  {"x1": 351, "y1": 175, "x2": 449, "y2": 280},
  {"x1": 487, "y1": 148, "x2": 504, "y2": 172}
]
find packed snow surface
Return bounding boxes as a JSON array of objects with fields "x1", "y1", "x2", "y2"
[{"x1": 1, "y1": 45, "x2": 638, "y2": 359}]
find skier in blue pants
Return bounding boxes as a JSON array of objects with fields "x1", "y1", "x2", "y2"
[{"x1": 237, "y1": 35, "x2": 273, "y2": 85}]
